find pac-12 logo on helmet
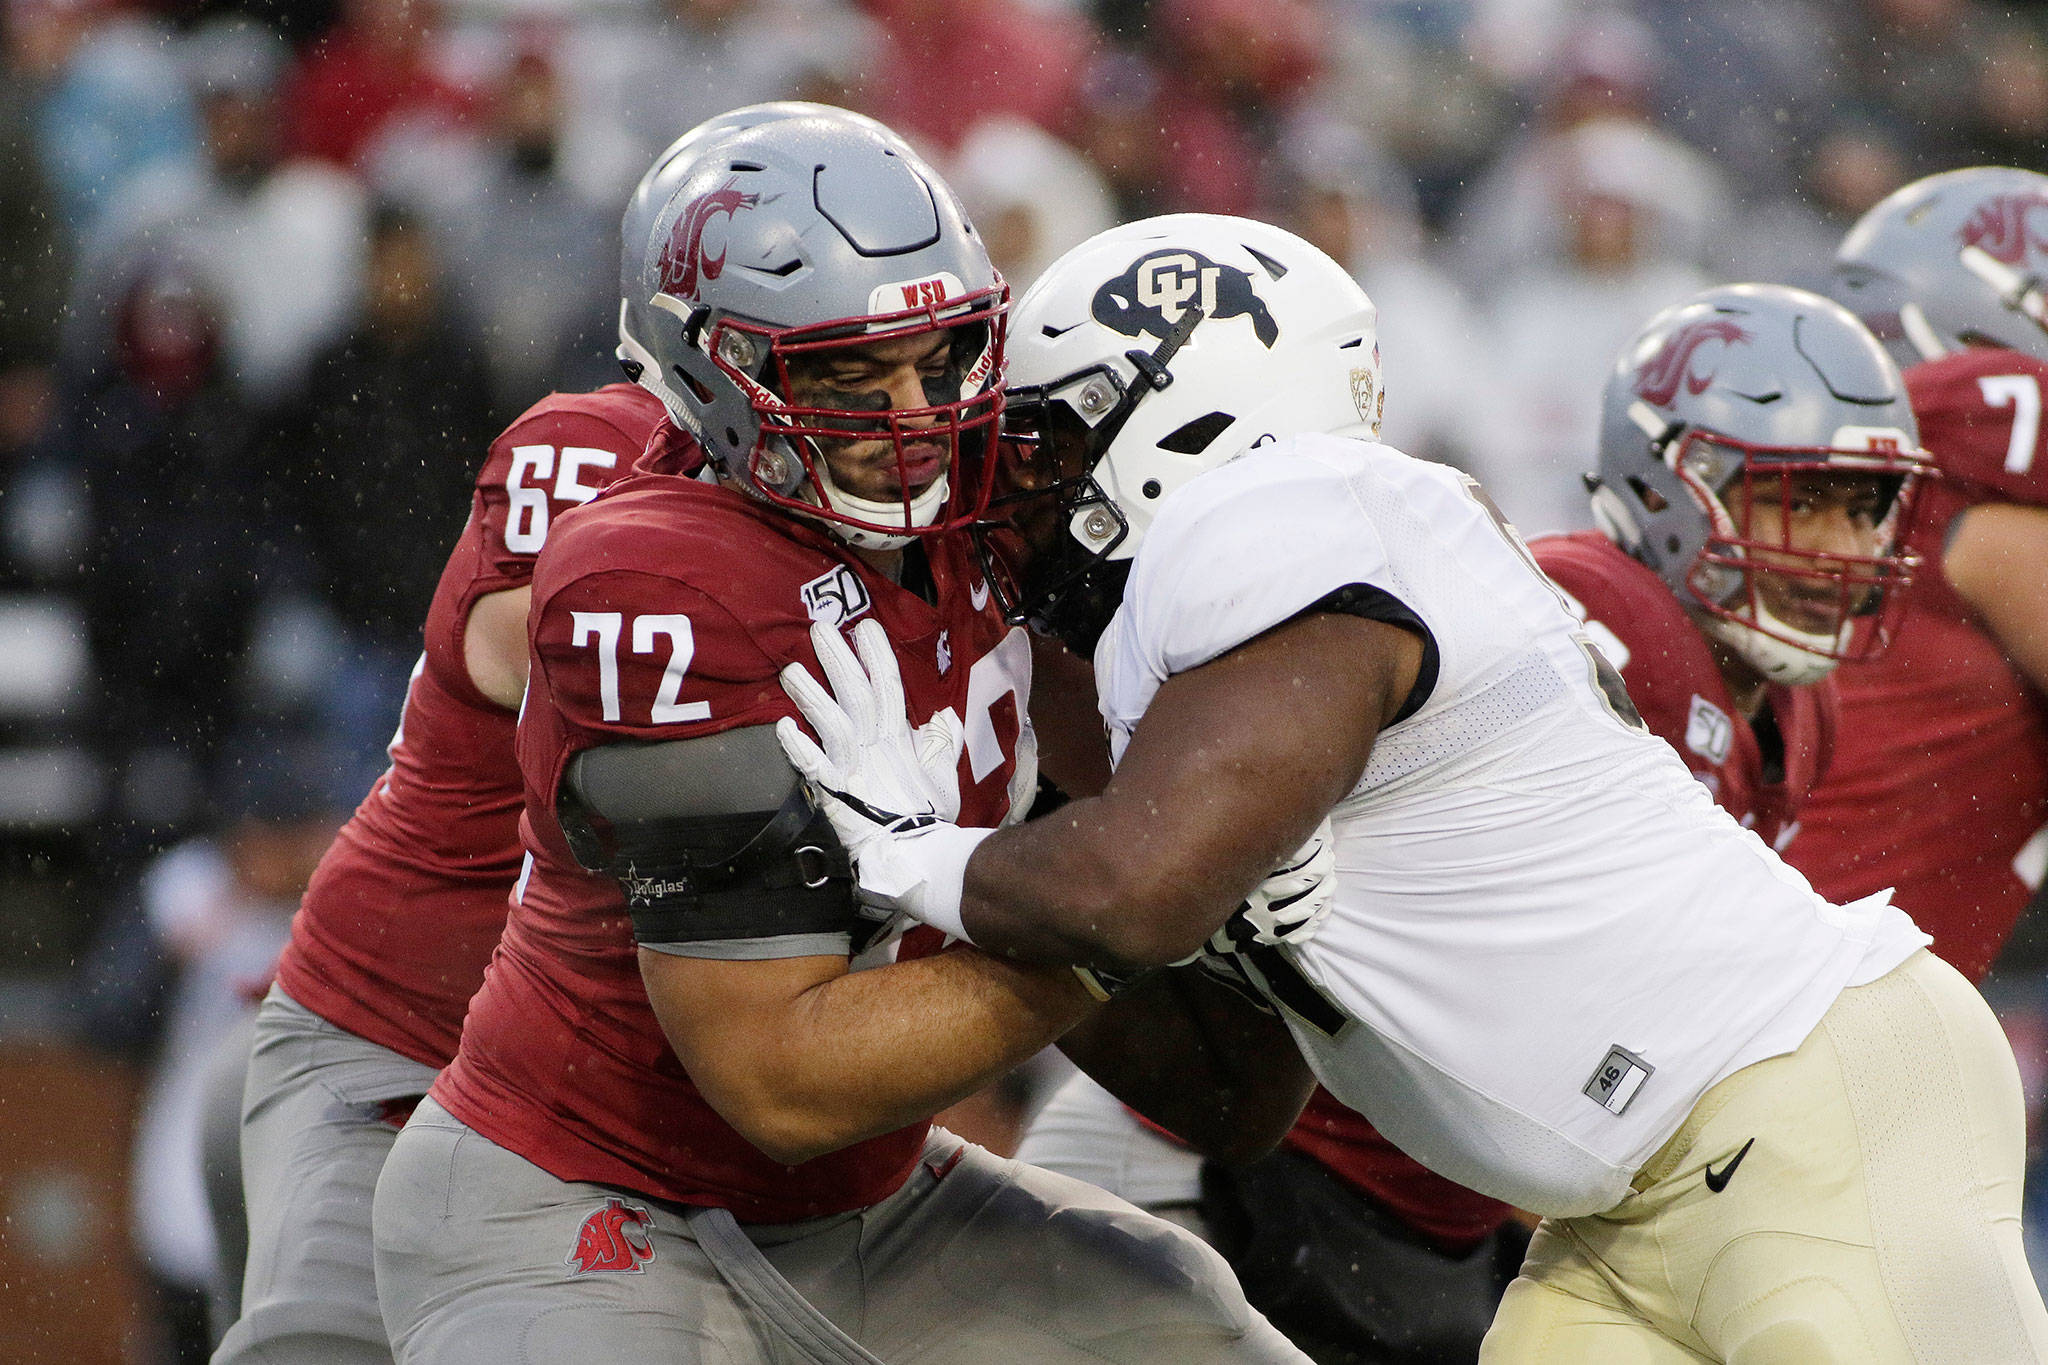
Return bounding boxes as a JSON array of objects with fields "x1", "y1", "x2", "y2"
[
  {"x1": 567, "y1": 1197, "x2": 655, "y2": 1275},
  {"x1": 1957, "y1": 189, "x2": 2048, "y2": 266},
  {"x1": 658, "y1": 176, "x2": 760, "y2": 301},
  {"x1": 1091, "y1": 249, "x2": 1279, "y2": 348},
  {"x1": 1633, "y1": 318, "x2": 1750, "y2": 407}
]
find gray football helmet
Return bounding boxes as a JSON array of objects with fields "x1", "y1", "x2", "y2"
[
  {"x1": 1591, "y1": 283, "x2": 1932, "y2": 686},
  {"x1": 616, "y1": 102, "x2": 906, "y2": 413},
  {"x1": 1834, "y1": 166, "x2": 2048, "y2": 368},
  {"x1": 622, "y1": 115, "x2": 1007, "y2": 549}
]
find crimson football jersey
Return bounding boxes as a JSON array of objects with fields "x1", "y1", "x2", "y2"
[
  {"x1": 1787, "y1": 348, "x2": 2048, "y2": 981},
  {"x1": 276, "y1": 384, "x2": 667, "y2": 1069},
  {"x1": 433, "y1": 460, "x2": 1031, "y2": 1223},
  {"x1": 1279, "y1": 529, "x2": 1839, "y2": 1248}
]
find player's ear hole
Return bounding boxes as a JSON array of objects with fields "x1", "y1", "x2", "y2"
[
  {"x1": 1627, "y1": 476, "x2": 1669, "y2": 513},
  {"x1": 1157, "y1": 411, "x2": 1235, "y2": 455}
]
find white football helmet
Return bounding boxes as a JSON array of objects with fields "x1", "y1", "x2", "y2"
[{"x1": 985, "y1": 214, "x2": 1380, "y2": 652}]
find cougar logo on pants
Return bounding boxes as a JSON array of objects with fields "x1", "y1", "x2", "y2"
[{"x1": 568, "y1": 1197, "x2": 655, "y2": 1274}]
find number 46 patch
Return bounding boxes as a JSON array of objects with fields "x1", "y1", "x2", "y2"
[{"x1": 1583, "y1": 1045, "x2": 1653, "y2": 1116}]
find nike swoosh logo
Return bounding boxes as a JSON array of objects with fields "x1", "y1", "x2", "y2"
[
  {"x1": 1703, "y1": 1137, "x2": 1755, "y2": 1193},
  {"x1": 970, "y1": 579, "x2": 990, "y2": 611}
]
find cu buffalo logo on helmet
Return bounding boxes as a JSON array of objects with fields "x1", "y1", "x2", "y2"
[
  {"x1": 1633, "y1": 318, "x2": 1750, "y2": 407},
  {"x1": 1092, "y1": 250, "x2": 1279, "y2": 348},
  {"x1": 1957, "y1": 190, "x2": 2048, "y2": 267},
  {"x1": 568, "y1": 1197, "x2": 656, "y2": 1275},
  {"x1": 658, "y1": 176, "x2": 760, "y2": 301}
]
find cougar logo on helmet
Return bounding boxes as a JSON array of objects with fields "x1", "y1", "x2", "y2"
[
  {"x1": 658, "y1": 177, "x2": 760, "y2": 301},
  {"x1": 1957, "y1": 190, "x2": 2048, "y2": 266},
  {"x1": 568, "y1": 1197, "x2": 655, "y2": 1275},
  {"x1": 1634, "y1": 319, "x2": 1750, "y2": 407},
  {"x1": 1092, "y1": 250, "x2": 1279, "y2": 348}
]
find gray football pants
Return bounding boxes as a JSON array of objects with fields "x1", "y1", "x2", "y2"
[
  {"x1": 211, "y1": 986, "x2": 439, "y2": 1365},
  {"x1": 374, "y1": 1096, "x2": 1312, "y2": 1364},
  {"x1": 200, "y1": 1009, "x2": 256, "y2": 1344}
]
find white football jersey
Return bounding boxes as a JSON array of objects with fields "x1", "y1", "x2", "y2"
[{"x1": 1094, "y1": 433, "x2": 1928, "y2": 1217}]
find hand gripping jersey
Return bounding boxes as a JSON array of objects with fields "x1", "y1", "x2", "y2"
[
  {"x1": 1094, "y1": 434, "x2": 1927, "y2": 1217},
  {"x1": 431, "y1": 464, "x2": 1032, "y2": 1223},
  {"x1": 275, "y1": 384, "x2": 666, "y2": 1068},
  {"x1": 1788, "y1": 348, "x2": 2048, "y2": 981}
]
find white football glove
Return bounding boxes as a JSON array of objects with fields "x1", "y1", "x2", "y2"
[
  {"x1": 776, "y1": 620, "x2": 991, "y2": 937},
  {"x1": 1103, "y1": 818, "x2": 1338, "y2": 1007},
  {"x1": 777, "y1": 618, "x2": 962, "y2": 844},
  {"x1": 1203, "y1": 817, "x2": 1338, "y2": 957},
  {"x1": 1001, "y1": 716, "x2": 1040, "y2": 827}
]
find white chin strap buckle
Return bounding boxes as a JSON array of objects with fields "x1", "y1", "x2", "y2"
[
  {"x1": 1708, "y1": 604, "x2": 1842, "y2": 687},
  {"x1": 820, "y1": 472, "x2": 951, "y2": 551}
]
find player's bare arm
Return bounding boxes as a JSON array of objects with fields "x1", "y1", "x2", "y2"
[
  {"x1": 959, "y1": 612, "x2": 1420, "y2": 970},
  {"x1": 1027, "y1": 632, "x2": 1113, "y2": 797},
  {"x1": 1944, "y1": 501, "x2": 2048, "y2": 692},
  {"x1": 1055, "y1": 963, "x2": 1317, "y2": 1165},
  {"x1": 462, "y1": 584, "x2": 532, "y2": 708},
  {"x1": 642, "y1": 944, "x2": 1093, "y2": 1166}
]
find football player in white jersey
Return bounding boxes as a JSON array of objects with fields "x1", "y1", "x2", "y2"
[{"x1": 775, "y1": 214, "x2": 2048, "y2": 1363}]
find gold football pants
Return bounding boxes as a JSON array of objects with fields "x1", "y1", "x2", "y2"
[{"x1": 1482, "y1": 949, "x2": 2048, "y2": 1364}]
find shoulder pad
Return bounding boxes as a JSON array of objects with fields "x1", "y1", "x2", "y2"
[{"x1": 559, "y1": 727, "x2": 860, "y2": 953}]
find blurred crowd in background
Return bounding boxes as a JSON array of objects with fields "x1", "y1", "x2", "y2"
[{"x1": 6, "y1": 0, "x2": 2048, "y2": 1359}]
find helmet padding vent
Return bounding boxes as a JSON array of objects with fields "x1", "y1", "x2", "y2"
[{"x1": 1157, "y1": 411, "x2": 1235, "y2": 454}]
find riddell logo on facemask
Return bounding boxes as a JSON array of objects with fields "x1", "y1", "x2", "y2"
[
  {"x1": 1632, "y1": 319, "x2": 1749, "y2": 407},
  {"x1": 567, "y1": 1198, "x2": 655, "y2": 1275},
  {"x1": 1958, "y1": 191, "x2": 2048, "y2": 266},
  {"x1": 659, "y1": 177, "x2": 759, "y2": 300}
]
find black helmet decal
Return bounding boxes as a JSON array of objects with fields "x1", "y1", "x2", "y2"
[{"x1": 1091, "y1": 249, "x2": 1278, "y2": 349}]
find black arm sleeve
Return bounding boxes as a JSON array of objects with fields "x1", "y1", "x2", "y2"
[{"x1": 555, "y1": 727, "x2": 864, "y2": 957}]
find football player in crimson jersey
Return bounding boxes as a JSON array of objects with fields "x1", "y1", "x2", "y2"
[
  {"x1": 785, "y1": 214, "x2": 2048, "y2": 1360},
  {"x1": 370, "y1": 117, "x2": 1308, "y2": 1365},
  {"x1": 1784, "y1": 166, "x2": 2048, "y2": 983},
  {"x1": 1542, "y1": 279, "x2": 1935, "y2": 844},
  {"x1": 214, "y1": 105, "x2": 859, "y2": 1365},
  {"x1": 1017, "y1": 281, "x2": 1934, "y2": 1363}
]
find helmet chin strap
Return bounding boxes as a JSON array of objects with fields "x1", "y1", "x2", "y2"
[
  {"x1": 1701, "y1": 602, "x2": 1842, "y2": 688},
  {"x1": 808, "y1": 457, "x2": 951, "y2": 552}
]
